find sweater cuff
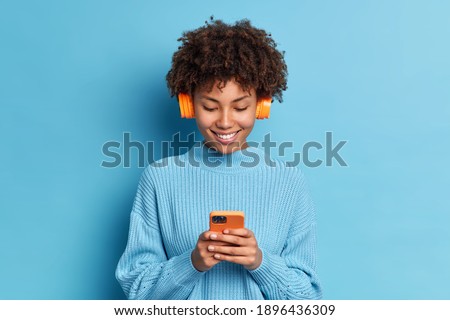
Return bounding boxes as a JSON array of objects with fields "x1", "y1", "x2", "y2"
[
  {"x1": 171, "y1": 250, "x2": 204, "y2": 287},
  {"x1": 248, "y1": 249, "x2": 287, "y2": 288}
]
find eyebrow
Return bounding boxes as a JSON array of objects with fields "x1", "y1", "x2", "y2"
[{"x1": 201, "y1": 95, "x2": 251, "y2": 103}]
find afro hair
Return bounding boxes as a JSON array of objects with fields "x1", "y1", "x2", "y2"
[{"x1": 166, "y1": 17, "x2": 288, "y2": 102}]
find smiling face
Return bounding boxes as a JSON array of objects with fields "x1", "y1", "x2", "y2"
[{"x1": 193, "y1": 79, "x2": 258, "y2": 154}]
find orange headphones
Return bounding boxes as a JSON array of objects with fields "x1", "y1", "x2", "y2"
[{"x1": 177, "y1": 93, "x2": 271, "y2": 119}]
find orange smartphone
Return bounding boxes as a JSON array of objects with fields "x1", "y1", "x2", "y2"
[{"x1": 209, "y1": 210, "x2": 245, "y2": 232}]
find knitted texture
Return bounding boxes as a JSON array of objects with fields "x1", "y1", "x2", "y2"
[{"x1": 116, "y1": 142, "x2": 322, "y2": 300}]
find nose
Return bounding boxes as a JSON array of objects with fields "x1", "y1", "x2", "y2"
[{"x1": 216, "y1": 109, "x2": 234, "y2": 130}]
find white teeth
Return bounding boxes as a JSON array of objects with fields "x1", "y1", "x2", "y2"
[{"x1": 216, "y1": 131, "x2": 238, "y2": 140}]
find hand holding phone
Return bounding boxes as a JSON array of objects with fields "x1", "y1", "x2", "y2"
[
  {"x1": 207, "y1": 210, "x2": 261, "y2": 270},
  {"x1": 192, "y1": 210, "x2": 261, "y2": 272},
  {"x1": 191, "y1": 210, "x2": 244, "y2": 272}
]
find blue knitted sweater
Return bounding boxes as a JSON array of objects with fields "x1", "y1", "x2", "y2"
[{"x1": 116, "y1": 142, "x2": 322, "y2": 299}]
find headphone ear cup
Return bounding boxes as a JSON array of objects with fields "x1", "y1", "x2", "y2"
[
  {"x1": 256, "y1": 98, "x2": 271, "y2": 119},
  {"x1": 178, "y1": 94, "x2": 186, "y2": 118},
  {"x1": 187, "y1": 96, "x2": 195, "y2": 118},
  {"x1": 178, "y1": 93, "x2": 195, "y2": 118}
]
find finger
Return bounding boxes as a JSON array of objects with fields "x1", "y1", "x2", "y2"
[
  {"x1": 210, "y1": 234, "x2": 245, "y2": 246},
  {"x1": 223, "y1": 228, "x2": 254, "y2": 238},
  {"x1": 208, "y1": 240, "x2": 231, "y2": 246},
  {"x1": 200, "y1": 231, "x2": 218, "y2": 241},
  {"x1": 213, "y1": 254, "x2": 249, "y2": 265},
  {"x1": 199, "y1": 240, "x2": 230, "y2": 249},
  {"x1": 208, "y1": 245, "x2": 252, "y2": 256}
]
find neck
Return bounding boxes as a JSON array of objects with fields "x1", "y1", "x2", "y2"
[
  {"x1": 202, "y1": 140, "x2": 249, "y2": 155},
  {"x1": 186, "y1": 141, "x2": 268, "y2": 175}
]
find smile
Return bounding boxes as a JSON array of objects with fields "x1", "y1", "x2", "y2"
[{"x1": 212, "y1": 130, "x2": 241, "y2": 141}]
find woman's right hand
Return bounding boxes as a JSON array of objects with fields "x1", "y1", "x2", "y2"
[{"x1": 191, "y1": 231, "x2": 227, "y2": 272}]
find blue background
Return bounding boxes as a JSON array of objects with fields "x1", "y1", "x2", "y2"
[{"x1": 1, "y1": 0, "x2": 449, "y2": 299}]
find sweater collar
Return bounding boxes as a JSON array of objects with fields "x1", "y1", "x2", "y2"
[{"x1": 186, "y1": 140, "x2": 269, "y2": 174}]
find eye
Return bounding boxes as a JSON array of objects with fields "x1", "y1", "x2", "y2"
[
  {"x1": 235, "y1": 106, "x2": 249, "y2": 112},
  {"x1": 203, "y1": 105, "x2": 216, "y2": 112}
]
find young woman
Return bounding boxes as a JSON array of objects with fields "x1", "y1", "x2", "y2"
[{"x1": 116, "y1": 18, "x2": 322, "y2": 300}]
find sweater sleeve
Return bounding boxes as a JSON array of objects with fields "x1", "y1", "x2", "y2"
[
  {"x1": 115, "y1": 168, "x2": 203, "y2": 300},
  {"x1": 248, "y1": 170, "x2": 323, "y2": 300}
]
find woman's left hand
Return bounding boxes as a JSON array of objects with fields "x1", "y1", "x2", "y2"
[{"x1": 208, "y1": 228, "x2": 262, "y2": 270}]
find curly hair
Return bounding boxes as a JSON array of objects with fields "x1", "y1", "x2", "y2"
[{"x1": 166, "y1": 17, "x2": 288, "y2": 102}]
